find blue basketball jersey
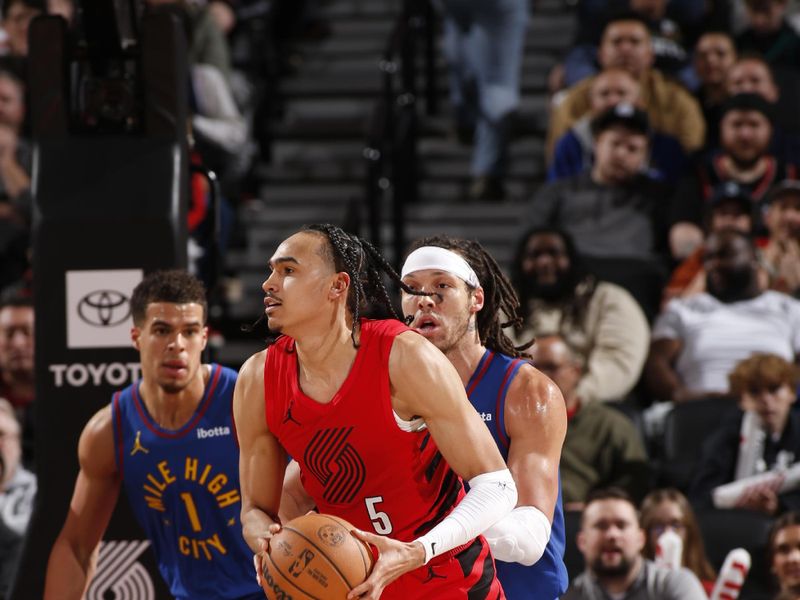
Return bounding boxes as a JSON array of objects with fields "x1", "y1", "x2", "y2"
[
  {"x1": 111, "y1": 364, "x2": 262, "y2": 600},
  {"x1": 466, "y1": 350, "x2": 569, "y2": 600}
]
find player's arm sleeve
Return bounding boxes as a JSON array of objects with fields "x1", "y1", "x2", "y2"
[
  {"x1": 414, "y1": 469, "x2": 517, "y2": 564},
  {"x1": 481, "y1": 505, "x2": 552, "y2": 566}
]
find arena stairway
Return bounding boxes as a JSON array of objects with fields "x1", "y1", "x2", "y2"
[{"x1": 218, "y1": 0, "x2": 574, "y2": 367}]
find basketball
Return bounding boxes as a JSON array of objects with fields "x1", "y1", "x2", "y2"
[{"x1": 260, "y1": 513, "x2": 375, "y2": 599}]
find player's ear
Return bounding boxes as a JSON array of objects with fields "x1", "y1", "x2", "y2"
[
  {"x1": 329, "y1": 272, "x2": 350, "y2": 300},
  {"x1": 131, "y1": 326, "x2": 141, "y2": 350},
  {"x1": 470, "y1": 285, "x2": 485, "y2": 313}
]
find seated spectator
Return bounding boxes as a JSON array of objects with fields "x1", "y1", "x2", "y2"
[
  {"x1": 548, "y1": 12, "x2": 705, "y2": 159},
  {"x1": 511, "y1": 227, "x2": 649, "y2": 405},
  {"x1": 562, "y1": 3, "x2": 693, "y2": 90},
  {"x1": 728, "y1": 55, "x2": 780, "y2": 104},
  {"x1": 46, "y1": 0, "x2": 73, "y2": 24},
  {"x1": 646, "y1": 230, "x2": 800, "y2": 403},
  {"x1": 144, "y1": 0, "x2": 253, "y2": 198},
  {"x1": 736, "y1": 0, "x2": 800, "y2": 136},
  {"x1": 664, "y1": 182, "x2": 755, "y2": 303},
  {"x1": 548, "y1": 68, "x2": 687, "y2": 183},
  {"x1": 530, "y1": 335, "x2": 650, "y2": 510},
  {"x1": 144, "y1": 0, "x2": 233, "y2": 83},
  {"x1": 736, "y1": 0, "x2": 800, "y2": 71},
  {"x1": 563, "y1": 488, "x2": 707, "y2": 600},
  {"x1": 0, "y1": 65, "x2": 30, "y2": 291},
  {"x1": 770, "y1": 512, "x2": 800, "y2": 598},
  {"x1": 669, "y1": 93, "x2": 797, "y2": 260},
  {"x1": 692, "y1": 31, "x2": 737, "y2": 150},
  {"x1": 640, "y1": 488, "x2": 717, "y2": 595},
  {"x1": 725, "y1": 55, "x2": 800, "y2": 161},
  {"x1": 1, "y1": 0, "x2": 42, "y2": 57},
  {"x1": 690, "y1": 353, "x2": 800, "y2": 514},
  {"x1": 0, "y1": 399, "x2": 34, "y2": 599},
  {"x1": 528, "y1": 104, "x2": 669, "y2": 290},
  {"x1": 764, "y1": 180, "x2": 800, "y2": 297},
  {"x1": 0, "y1": 285, "x2": 32, "y2": 467}
]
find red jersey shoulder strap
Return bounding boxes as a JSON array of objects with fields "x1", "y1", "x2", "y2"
[
  {"x1": 359, "y1": 318, "x2": 411, "y2": 362},
  {"x1": 264, "y1": 339, "x2": 294, "y2": 434}
]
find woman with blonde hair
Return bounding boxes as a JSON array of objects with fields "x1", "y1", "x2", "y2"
[{"x1": 640, "y1": 488, "x2": 717, "y2": 594}]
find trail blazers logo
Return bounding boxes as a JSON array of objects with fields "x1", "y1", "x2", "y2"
[
  {"x1": 304, "y1": 427, "x2": 366, "y2": 505},
  {"x1": 85, "y1": 540, "x2": 154, "y2": 600}
]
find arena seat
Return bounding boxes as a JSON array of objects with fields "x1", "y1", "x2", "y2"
[
  {"x1": 696, "y1": 508, "x2": 774, "y2": 600},
  {"x1": 659, "y1": 396, "x2": 738, "y2": 491}
]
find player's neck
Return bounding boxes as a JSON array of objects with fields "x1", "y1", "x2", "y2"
[
  {"x1": 294, "y1": 321, "x2": 358, "y2": 401},
  {"x1": 139, "y1": 364, "x2": 209, "y2": 430},
  {"x1": 445, "y1": 340, "x2": 487, "y2": 387}
]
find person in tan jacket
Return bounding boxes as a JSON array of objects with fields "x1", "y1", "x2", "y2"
[{"x1": 547, "y1": 13, "x2": 705, "y2": 161}]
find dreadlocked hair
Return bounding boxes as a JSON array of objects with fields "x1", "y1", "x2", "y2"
[
  {"x1": 408, "y1": 235, "x2": 531, "y2": 358},
  {"x1": 304, "y1": 224, "x2": 425, "y2": 348}
]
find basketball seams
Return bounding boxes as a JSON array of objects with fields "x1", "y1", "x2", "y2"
[
  {"x1": 316, "y1": 514, "x2": 373, "y2": 578},
  {"x1": 283, "y1": 524, "x2": 360, "y2": 590},
  {"x1": 263, "y1": 551, "x2": 321, "y2": 600}
]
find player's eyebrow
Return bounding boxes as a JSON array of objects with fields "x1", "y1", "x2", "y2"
[{"x1": 268, "y1": 256, "x2": 300, "y2": 268}]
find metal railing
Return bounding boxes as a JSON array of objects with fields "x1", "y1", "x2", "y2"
[{"x1": 362, "y1": 0, "x2": 438, "y2": 269}]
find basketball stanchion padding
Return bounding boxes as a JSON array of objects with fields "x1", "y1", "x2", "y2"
[{"x1": 261, "y1": 513, "x2": 375, "y2": 599}]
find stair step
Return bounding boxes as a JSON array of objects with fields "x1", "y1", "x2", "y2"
[
  {"x1": 257, "y1": 182, "x2": 363, "y2": 203},
  {"x1": 280, "y1": 67, "x2": 550, "y2": 98},
  {"x1": 220, "y1": 0, "x2": 579, "y2": 349}
]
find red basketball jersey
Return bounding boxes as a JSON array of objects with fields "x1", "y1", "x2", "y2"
[{"x1": 264, "y1": 319, "x2": 466, "y2": 542}]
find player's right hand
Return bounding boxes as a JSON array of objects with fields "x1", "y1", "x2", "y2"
[
  {"x1": 253, "y1": 523, "x2": 282, "y2": 587},
  {"x1": 347, "y1": 529, "x2": 425, "y2": 600}
]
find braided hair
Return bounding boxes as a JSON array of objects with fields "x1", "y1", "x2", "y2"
[
  {"x1": 303, "y1": 224, "x2": 423, "y2": 347},
  {"x1": 407, "y1": 235, "x2": 531, "y2": 358}
]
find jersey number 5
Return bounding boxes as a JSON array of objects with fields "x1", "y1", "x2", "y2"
[{"x1": 365, "y1": 496, "x2": 393, "y2": 535}]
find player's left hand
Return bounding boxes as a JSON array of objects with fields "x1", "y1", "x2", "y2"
[
  {"x1": 347, "y1": 529, "x2": 425, "y2": 599},
  {"x1": 253, "y1": 523, "x2": 282, "y2": 588}
]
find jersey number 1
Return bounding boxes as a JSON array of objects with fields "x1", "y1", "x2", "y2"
[
  {"x1": 180, "y1": 492, "x2": 203, "y2": 532},
  {"x1": 365, "y1": 496, "x2": 393, "y2": 535}
]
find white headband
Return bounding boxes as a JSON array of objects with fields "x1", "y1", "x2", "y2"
[{"x1": 401, "y1": 246, "x2": 480, "y2": 287}]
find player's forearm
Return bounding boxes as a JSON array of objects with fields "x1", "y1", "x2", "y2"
[
  {"x1": 415, "y1": 469, "x2": 517, "y2": 564},
  {"x1": 44, "y1": 539, "x2": 92, "y2": 600},
  {"x1": 242, "y1": 504, "x2": 280, "y2": 553}
]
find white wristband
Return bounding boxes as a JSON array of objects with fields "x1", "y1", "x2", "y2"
[
  {"x1": 482, "y1": 506, "x2": 552, "y2": 566},
  {"x1": 415, "y1": 468, "x2": 517, "y2": 564}
]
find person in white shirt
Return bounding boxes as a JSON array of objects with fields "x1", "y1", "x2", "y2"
[{"x1": 645, "y1": 229, "x2": 800, "y2": 402}]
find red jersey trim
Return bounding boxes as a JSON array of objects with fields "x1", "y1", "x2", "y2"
[
  {"x1": 494, "y1": 359, "x2": 523, "y2": 451},
  {"x1": 466, "y1": 351, "x2": 495, "y2": 398},
  {"x1": 112, "y1": 391, "x2": 124, "y2": 479},
  {"x1": 132, "y1": 364, "x2": 220, "y2": 439}
]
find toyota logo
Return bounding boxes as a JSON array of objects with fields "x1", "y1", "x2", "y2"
[{"x1": 78, "y1": 290, "x2": 131, "y2": 327}]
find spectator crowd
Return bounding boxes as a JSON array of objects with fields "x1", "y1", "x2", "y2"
[{"x1": 3, "y1": 0, "x2": 800, "y2": 599}]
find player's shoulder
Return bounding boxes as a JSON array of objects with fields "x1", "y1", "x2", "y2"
[
  {"x1": 390, "y1": 329, "x2": 442, "y2": 362},
  {"x1": 238, "y1": 348, "x2": 269, "y2": 382},
  {"x1": 507, "y1": 361, "x2": 564, "y2": 408},
  {"x1": 78, "y1": 404, "x2": 118, "y2": 476}
]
